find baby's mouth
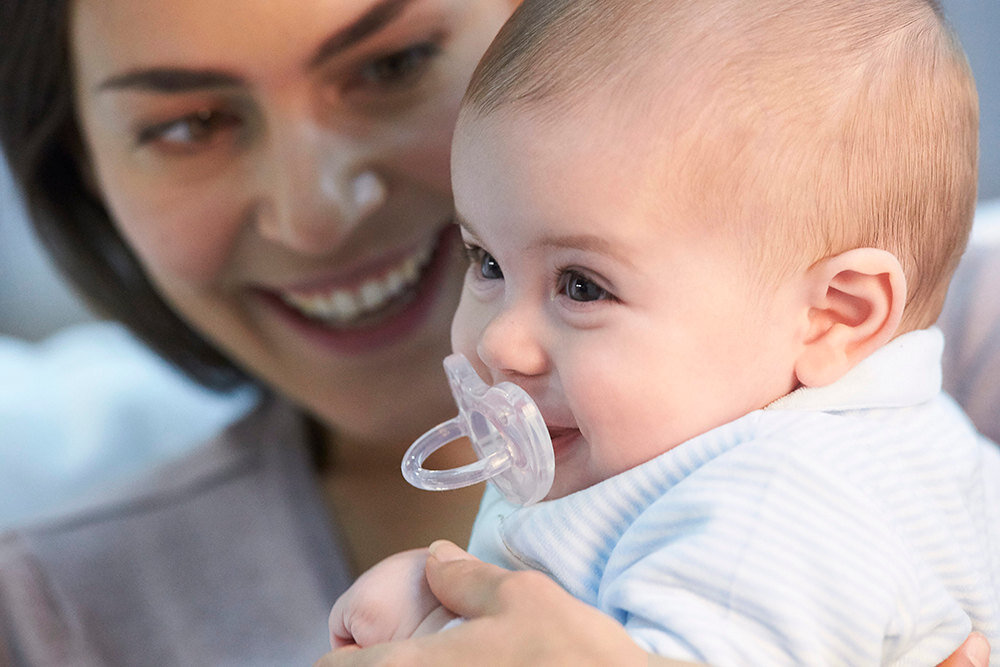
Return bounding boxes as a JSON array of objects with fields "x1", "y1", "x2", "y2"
[
  {"x1": 546, "y1": 425, "x2": 581, "y2": 455},
  {"x1": 279, "y1": 237, "x2": 436, "y2": 327}
]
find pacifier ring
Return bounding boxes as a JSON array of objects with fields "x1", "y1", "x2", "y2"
[{"x1": 401, "y1": 354, "x2": 554, "y2": 506}]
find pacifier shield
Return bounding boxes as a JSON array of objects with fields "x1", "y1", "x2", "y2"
[{"x1": 401, "y1": 354, "x2": 554, "y2": 505}]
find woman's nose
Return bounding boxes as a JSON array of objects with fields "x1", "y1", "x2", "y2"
[
  {"x1": 253, "y1": 119, "x2": 386, "y2": 255},
  {"x1": 476, "y1": 305, "x2": 549, "y2": 381}
]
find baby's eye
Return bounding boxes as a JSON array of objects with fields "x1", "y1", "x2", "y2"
[
  {"x1": 478, "y1": 251, "x2": 504, "y2": 280},
  {"x1": 136, "y1": 109, "x2": 243, "y2": 152},
  {"x1": 464, "y1": 245, "x2": 504, "y2": 280},
  {"x1": 357, "y1": 42, "x2": 440, "y2": 89},
  {"x1": 559, "y1": 270, "x2": 610, "y2": 302}
]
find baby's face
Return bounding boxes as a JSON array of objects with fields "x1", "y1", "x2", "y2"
[{"x1": 450, "y1": 109, "x2": 805, "y2": 499}]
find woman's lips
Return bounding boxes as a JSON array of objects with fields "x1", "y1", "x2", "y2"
[
  {"x1": 279, "y1": 241, "x2": 435, "y2": 325},
  {"x1": 258, "y1": 224, "x2": 459, "y2": 354}
]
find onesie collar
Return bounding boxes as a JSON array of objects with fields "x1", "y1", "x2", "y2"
[{"x1": 765, "y1": 327, "x2": 943, "y2": 412}]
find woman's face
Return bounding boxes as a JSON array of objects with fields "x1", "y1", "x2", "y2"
[{"x1": 70, "y1": 0, "x2": 517, "y2": 446}]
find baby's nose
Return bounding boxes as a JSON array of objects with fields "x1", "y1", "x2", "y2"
[{"x1": 476, "y1": 306, "x2": 549, "y2": 381}]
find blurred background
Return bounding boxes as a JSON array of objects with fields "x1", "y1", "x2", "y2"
[
  {"x1": 1, "y1": 1, "x2": 997, "y2": 340},
  {"x1": 1, "y1": 154, "x2": 94, "y2": 339}
]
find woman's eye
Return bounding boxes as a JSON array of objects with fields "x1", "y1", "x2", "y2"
[
  {"x1": 560, "y1": 271, "x2": 609, "y2": 302},
  {"x1": 464, "y1": 245, "x2": 504, "y2": 280},
  {"x1": 136, "y1": 109, "x2": 243, "y2": 151},
  {"x1": 357, "y1": 42, "x2": 440, "y2": 88}
]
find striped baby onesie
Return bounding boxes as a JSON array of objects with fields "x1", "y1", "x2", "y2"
[{"x1": 469, "y1": 328, "x2": 1000, "y2": 666}]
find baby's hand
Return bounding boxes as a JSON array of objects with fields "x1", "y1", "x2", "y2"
[{"x1": 328, "y1": 547, "x2": 457, "y2": 649}]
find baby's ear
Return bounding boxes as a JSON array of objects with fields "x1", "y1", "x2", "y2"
[{"x1": 794, "y1": 248, "x2": 906, "y2": 388}]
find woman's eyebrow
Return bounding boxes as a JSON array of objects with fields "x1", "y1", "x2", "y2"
[
  {"x1": 96, "y1": 0, "x2": 418, "y2": 93},
  {"x1": 307, "y1": 0, "x2": 418, "y2": 69},
  {"x1": 98, "y1": 69, "x2": 243, "y2": 93}
]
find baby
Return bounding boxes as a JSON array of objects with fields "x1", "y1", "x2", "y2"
[{"x1": 331, "y1": 0, "x2": 1000, "y2": 663}]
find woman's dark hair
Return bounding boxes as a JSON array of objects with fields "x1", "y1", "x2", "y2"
[{"x1": 0, "y1": 1, "x2": 251, "y2": 390}]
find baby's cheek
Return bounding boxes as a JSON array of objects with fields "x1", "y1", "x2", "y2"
[
  {"x1": 450, "y1": 292, "x2": 482, "y2": 356},
  {"x1": 585, "y1": 394, "x2": 673, "y2": 477}
]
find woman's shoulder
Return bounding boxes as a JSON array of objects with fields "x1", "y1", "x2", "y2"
[
  {"x1": 940, "y1": 200, "x2": 1000, "y2": 443},
  {"x1": 0, "y1": 396, "x2": 350, "y2": 666},
  {"x1": 0, "y1": 320, "x2": 259, "y2": 528},
  {"x1": 7, "y1": 389, "x2": 286, "y2": 529}
]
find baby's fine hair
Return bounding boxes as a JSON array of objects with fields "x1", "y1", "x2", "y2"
[{"x1": 462, "y1": 0, "x2": 978, "y2": 329}]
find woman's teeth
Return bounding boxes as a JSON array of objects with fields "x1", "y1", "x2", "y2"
[{"x1": 282, "y1": 242, "x2": 434, "y2": 325}]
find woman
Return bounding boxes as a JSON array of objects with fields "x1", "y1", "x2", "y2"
[
  {"x1": 0, "y1": 0, "x2": 991, "y2": 664},
  {"x1": 0, "y1": 1, "x2": 519, "y2": 663}
]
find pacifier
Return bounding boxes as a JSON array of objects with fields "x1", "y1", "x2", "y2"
[{"x1": 401, "y1": 354, "x2": 554, "y2": 506}]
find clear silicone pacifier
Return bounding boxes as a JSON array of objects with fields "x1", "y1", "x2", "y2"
[{"x1": 401, "y1": 354, "x2": 554, "y2": 506}]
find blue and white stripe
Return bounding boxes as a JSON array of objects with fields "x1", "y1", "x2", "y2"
[{"x1": 468, "y1": 328, "x2": 1000, "y2": 665}]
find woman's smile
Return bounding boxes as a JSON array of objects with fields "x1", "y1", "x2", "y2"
[
  {"x1": 277, "y1": 226, "x2": 443, "y2": 327},
  {"x1": 260, "y1": 223, "x2": 461, "y2": 355}
]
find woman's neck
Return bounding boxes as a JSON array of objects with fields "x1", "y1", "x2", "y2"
[{"x1": 319, "y1": 428, "x2": 483, "y2": 574}]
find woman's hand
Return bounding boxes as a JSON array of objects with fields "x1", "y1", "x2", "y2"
[
  {"x1": 314, "y1": 540, "x2": 688, "y2": 666},
  {"x1": 940, "y1": 632, "x2": 991, "y2": 667},
  {"x1": 314, "y1": 540, "x2": 989, "y2": 666}
]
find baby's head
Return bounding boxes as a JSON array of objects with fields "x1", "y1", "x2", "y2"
[{"x1": 449, "y1": 0, "x2": 978, "y2": 498}]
